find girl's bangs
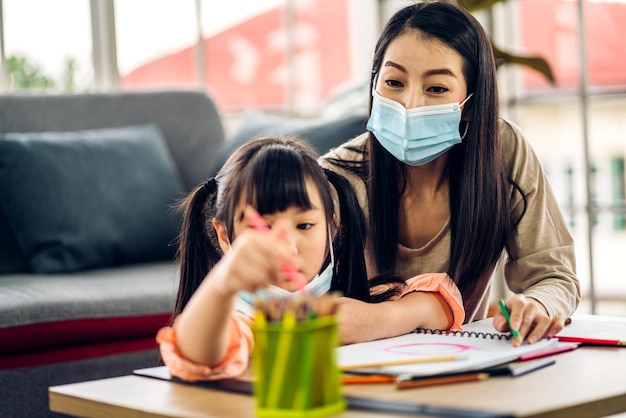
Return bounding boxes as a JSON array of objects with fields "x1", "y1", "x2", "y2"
[{"x1": 245, "y1": 145, "x2": 313, "y2": 215}]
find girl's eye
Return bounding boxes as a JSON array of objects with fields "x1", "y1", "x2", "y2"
[
  {"x1": 384, "y1": 79, "x2": 403, "y2": 88},
  {"x1": 297, "y1": 223, "x2": 314, "y2": 231}
]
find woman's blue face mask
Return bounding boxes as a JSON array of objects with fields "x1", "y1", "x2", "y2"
[{"x1": 367, "y1": 89, "x2": 473, "y2": 166}]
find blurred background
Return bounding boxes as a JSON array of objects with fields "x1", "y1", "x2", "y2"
[{"x1": 1, "y1": 0, "x2": 625, "y2": 316}]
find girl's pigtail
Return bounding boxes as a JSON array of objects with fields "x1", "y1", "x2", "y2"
[
  {"x1": 324, "y1": 169, "x2": 371, "y2": 302},
  {"x1": 172, "y1": 178, "x2": 222, "y2": 320}
]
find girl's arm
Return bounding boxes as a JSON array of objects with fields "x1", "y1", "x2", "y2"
[
  {"x1": 175, "y1": 229, "x2": 294, "y2": 366},
  {"x1": 174, "y1": 260, "x2": 240, "y2": 365},
  {"x1": 337, "y1": 273, "x2": 464, "y2": 344}
]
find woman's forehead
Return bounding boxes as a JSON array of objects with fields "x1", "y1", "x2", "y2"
[{"x1": 382, "y1": 30, "x2": 465, "y2": 77}]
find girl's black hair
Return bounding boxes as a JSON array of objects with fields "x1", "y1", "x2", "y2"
[{"x1": 172, "y1": 136, "x2": 371, "y2": 322}]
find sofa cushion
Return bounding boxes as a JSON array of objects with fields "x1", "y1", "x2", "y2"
[
  {"x1": 0, "y1": 209, "x2": 29, "y2": 274},
  {"x1": 209, "y1": 110, "x2": 367, "y2": 177},
  {"x1": 0, "y1": 262, "x2": 178, "y2": 361},
  {"x1": 0, "y1": 124, "x2": 185, "y2": 273},
  {"x1": 0, "y1": 91, "x2": 225, "y2": 190}
]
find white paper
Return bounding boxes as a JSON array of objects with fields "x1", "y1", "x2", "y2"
[{"x1": 336, "y1": 330, "x2": 557, "y2": 377}]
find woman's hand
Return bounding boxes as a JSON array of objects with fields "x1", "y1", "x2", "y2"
[{"x1": 493, "y1": 294, "x2": 566, "y2": 346}]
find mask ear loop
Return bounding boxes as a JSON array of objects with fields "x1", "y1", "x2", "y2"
[
  {"x1": 459, "y1": 93, "x2": 473, "y2": 140},
  {"x1": 461, "y1": 121, "x2": 470, "y2": 140},
  {"x1": 327, "y1": 224, "x2": 335, "y2": 268},
  {"x1": 460, "y1": 93, "x2": 473, "y2": 107},
  {"x1": 370, "y1": 72, "x2": 380, "y2": 98}
]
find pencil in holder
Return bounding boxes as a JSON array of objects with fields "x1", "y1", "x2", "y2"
[{"x1": 251, "y1": 307, "x2": 346, "y2": 418}]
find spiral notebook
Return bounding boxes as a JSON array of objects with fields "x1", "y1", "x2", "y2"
[{"x1": 336, "y1": 320, "x2": 558, "y2": 377}]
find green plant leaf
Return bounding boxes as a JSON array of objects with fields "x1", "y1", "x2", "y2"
[
  {"x1": 458, "y1": 0, "x2": 504, "y2": 11},
  {"x1": 447, "y1": 0, "x2": 556, "y2": 84},
  {"x1": 491, "y1": 42, "x2": 556, "y2": 85}
]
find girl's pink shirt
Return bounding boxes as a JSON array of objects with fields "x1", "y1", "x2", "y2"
[
  {"x1": 157, "y1": 312, "x2": 253, "y2": 382},
  {"x1": 396, "y1": 272, "x2": 465, "y2": 332},
  {"x1": 157, "y1": 272, "x2": 464, "y2": 382}
]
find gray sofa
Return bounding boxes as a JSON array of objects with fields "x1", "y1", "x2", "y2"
[
  {"x1": 0, "y1": 90, "x2": 225, "y2": 418},
  {"x1": 0, "y1": 90, "x2": 367, "y2": 417}
]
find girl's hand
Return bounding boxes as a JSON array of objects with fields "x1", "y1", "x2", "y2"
[
  {"x1": 336, "y1": 292, "x2": 441, "y2": 344},
  {"x1": 493, "y1": 294, "x2": 566, "y2": 346},
  {"x1": 213, "y1": 221, "x2": 297, "y2": 296},
  {"x1": 335, "y1": 297, "x2": 380, "y2": 344},
  {"x1": 175, "y1": 222, "x2": 296, "y2": 366}
]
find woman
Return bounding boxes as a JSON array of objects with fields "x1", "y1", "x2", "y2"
[{"x1": 320, "y1": 1, "x2": 580, "y2": 346}]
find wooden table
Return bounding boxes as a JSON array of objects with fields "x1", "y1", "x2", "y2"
[{"x1": 49, "y1": 345, "x2": 626, "y2": 418}]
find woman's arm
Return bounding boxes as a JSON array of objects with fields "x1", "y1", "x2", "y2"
[
  {"x1": 501, "y1": 120, "x2": 580, "y2": 316},
  {"x1": 496, "y1": 120, "x2": 581, "y2": 344}
]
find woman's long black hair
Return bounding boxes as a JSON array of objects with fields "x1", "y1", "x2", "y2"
[
  {"x1": 329, "y1": 2, "x2": 521, "y2": 309},
  {"x1": 171, "y1": 136, "x2": 371, "y2": 321}
]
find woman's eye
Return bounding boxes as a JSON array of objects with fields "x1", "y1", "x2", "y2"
[
  {"x1": 384, "y1": 79, "x2": 403, "y2": 88},
  {"x1": 428, "y1": 86, "x2": 448, "y2": 94}
]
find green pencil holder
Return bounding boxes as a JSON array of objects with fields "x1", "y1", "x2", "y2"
[{"x1": 251, "y1": 313, "x2": 346, "y2": 418}]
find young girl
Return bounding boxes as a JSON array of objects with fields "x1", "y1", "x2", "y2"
[{"x1": 157, "y1": 136, "x2": 464, "y2": 381}]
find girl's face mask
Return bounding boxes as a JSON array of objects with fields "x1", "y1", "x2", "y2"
[{"x1": 366, "y1": 88, "x2": 473, "y2": 166}]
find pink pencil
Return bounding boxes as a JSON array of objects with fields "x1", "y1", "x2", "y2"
[
  {"x1": 244, "y1": 204, "x2": 308, "y2": 290},
  {"x1": 517, "y1": 342, "x2": 579, "y2": 361}
]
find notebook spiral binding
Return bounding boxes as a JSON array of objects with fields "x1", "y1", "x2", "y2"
[{"x1": 415, "y1": 328, "x2": 512, "y2": 340}]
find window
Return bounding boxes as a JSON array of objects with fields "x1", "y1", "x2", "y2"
[
  {"x1": 3, "y1": 0, "x2": 92, "y2": 91},
  {"x1": 503, "y1": 0, "x2": 626, "y2": 314},
  {"x1": 115, "y1": 0, "x2": 199, "y2": 90}
]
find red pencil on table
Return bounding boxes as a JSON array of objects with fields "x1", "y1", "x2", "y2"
[
  {"x1": 341, "y1": 375, "x2": 396, "y2": 385},
  {"x1": 557, "y1": 336, "x2": 625, "y2": 346},
  {"x1": 244, "y1": 204, "x2": 308, "y2": 290}
]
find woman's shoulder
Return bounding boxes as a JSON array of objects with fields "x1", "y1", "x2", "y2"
[
  {"x1": 318, "y1": 132, "x2": 368, "y2": 184},
  {"x1": 499, "y1": 119, "x2": 535, "y2": 167},
  {"x1": 319, "y1": 132, "x2": 368, "y2": 164},
  {"x1": 499, "y1": 118, "x2": 526, "y2": 147},
  {"x1": 318, "y1": 132, "x2": 369, "y2": 211},
  {"x1": 498, "y1": 118, "x2": 543, "y2": 182}
]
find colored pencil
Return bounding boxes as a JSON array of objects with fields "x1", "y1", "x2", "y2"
[
  {"x1": 396, "y1": 372, "x2": 489, "y2": 390},
  {"x1": 517, "y1": 343, "x2": 579, "y2": 361},
  {"x1": 339, "y1": 354, "x2": 468, "y2": 372},
  {"x1": 341, "y1": 375, "x2": 396, "y2": 384},
  {"x1": 557, "y1": 336, "x2": 626, "y2": 346},
  {"x1": 492, "y1": 357, "x2": 555, "y2": 377},
  {"x1": 498, "y1": 299, "x2": 520, "y2": 338}
]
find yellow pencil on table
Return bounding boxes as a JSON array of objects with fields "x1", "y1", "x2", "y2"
[{"x1": 339, "y1": 354, "x2": 468, "y2": 372}]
